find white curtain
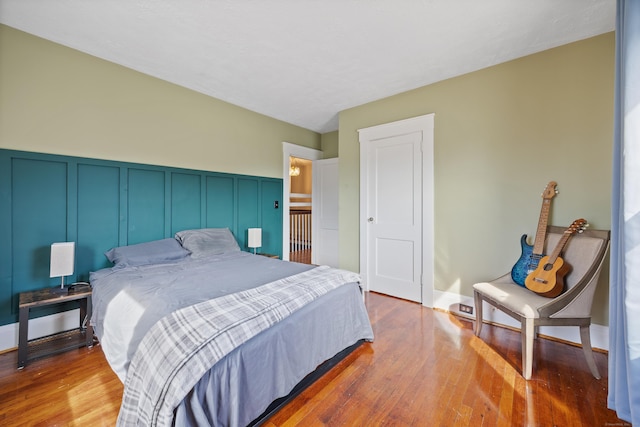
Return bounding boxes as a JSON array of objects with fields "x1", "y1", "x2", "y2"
[{"x1": 609, "y1": 0, "x2": 640, "y2": 424}]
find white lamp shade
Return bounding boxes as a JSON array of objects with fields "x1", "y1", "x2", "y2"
[
  {"x1": 50, "y1": 242, "x2": 75, "y2": 278},
  {"x1": 248, "y1": 228, "x2": 262, "y2": 249}
]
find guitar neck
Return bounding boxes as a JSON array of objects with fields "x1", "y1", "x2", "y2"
[
  {"x1": 531, "y1": 199, "x2": 552, "y2": 255},
  {"x1": 547, "y1": 232, "x2": 571, "y2": 264}
]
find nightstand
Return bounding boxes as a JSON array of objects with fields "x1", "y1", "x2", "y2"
[{"x1": 17, "y1": 285, "x2": 94, "y2": 369}]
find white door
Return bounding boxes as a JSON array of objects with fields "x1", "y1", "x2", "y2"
[
  {"x1": 359, "y1": 115, "x2": 434, "y2": 305},
  {"x1": 312, "y1": 158, "x2": 339, "y2": 267}
]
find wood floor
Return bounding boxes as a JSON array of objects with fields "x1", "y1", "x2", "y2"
[
  {"x1": 289, "y1": 249, "x2": 311, "y2": 264},
  {"x1": 0, "y1": 292, "x2": 629, "y2": 426}
]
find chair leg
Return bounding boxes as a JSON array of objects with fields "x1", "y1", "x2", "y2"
[
  {"x1": 521, "y1": 318, "x2": 535, "y2": 380},
  {"x1": 474, "y1": 291, "x2": 483, "y2": 336},
  {"x1": 579, "y1": 324, "x2": 601, "y2": 379}
]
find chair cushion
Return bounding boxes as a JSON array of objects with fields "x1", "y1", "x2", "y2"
[{"x1": 473, "y1": 273, "x2": 554, "y2": 319}]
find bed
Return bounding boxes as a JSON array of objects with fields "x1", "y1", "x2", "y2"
[{"x1": 90, "y1": 228, "x2": 374, "y2": 426}]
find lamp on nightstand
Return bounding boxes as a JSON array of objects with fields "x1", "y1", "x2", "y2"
[
  {"x1": 50, "y1": 242, "x2": 75, "y2": 294},
  {"x1": 248, "y1": 228, "x2": 262, "y2": 254}
]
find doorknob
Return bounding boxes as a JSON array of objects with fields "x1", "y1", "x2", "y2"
[{"x1": 368, "y1": 217, "x2": 374, "y2": 222}]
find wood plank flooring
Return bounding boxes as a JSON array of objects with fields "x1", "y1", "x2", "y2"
[
  {"x1": 0, "y1": 291, "x2": 629, "y2": 426},
  {"x1": 289, "y1": 249, "x2": 311, "y2": 264}
]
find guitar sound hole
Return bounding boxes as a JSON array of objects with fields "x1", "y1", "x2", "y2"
[{"x1": 543, "y1": 263, "x2": 553, "y2": 271}]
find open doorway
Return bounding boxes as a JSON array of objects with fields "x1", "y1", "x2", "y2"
[
  {"x1": 282, "y1": 143, "x2": 322, "y2": 263},
  {"x1": 289, "y1": 156, "x2": 312, "y2": 263}
]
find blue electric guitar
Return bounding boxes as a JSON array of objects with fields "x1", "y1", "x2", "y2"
[{"x1": 510, "y1": 181, "x2": 558, "y2": 286}]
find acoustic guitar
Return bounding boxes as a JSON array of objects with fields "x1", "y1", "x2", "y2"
[
  {"x1": 525, "y1": 218, "x2": 588, "y2": 298},
  {"x1": 511, "y1": 181, "x2": 558, "y2": 286}
]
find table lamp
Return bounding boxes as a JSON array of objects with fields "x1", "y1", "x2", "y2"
[
  {"x1": 50, "y1": 242, "x2": 75, "y2": 294},
  {"x1": 248, "y1": 228, "x2": 262, "y2": 254}
]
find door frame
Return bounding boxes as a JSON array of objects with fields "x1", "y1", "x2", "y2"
[
  {"x1": 282, "y1": 142, "x2": 322, "y2": 261},
  {"x1": 358, "y1": 114, "x2": 435, "y2": 307}
]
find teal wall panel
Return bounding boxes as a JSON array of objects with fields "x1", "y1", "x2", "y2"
[
  {"x1": 171, "y1": 173, "x2": 202, "y2": 235},
  {"x1": 0, "y1": 154, "x2": 11, "y2": 324},
  {"x1": 206, "y1": 175, "x2": 235, "y2": 230},
  {"x1": 0, "y1": 149, "x2": 283, "y2": 326},
  {"x1": 128, "y1": 169, "x2": 165, "y2": 245},
  {"x1": 261, "y1": 180, "x2": 283, "y2": 255},
  {"x1": 4, "y1": 158, "x2": 69, "y2": 323},
  {"x1": 12, "y1": 159, "x2": 69, "y2": 287},
  {"x1": 237, "y1": 178, "x2": 259, "y2": 251},
  {"x1": 77, "y1": 164, "x2": 120, "y2": 279}
]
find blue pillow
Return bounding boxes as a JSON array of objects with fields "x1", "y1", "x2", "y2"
[
  {"x1": 105, "y1": 238, "x2": 190, "y2": 268},
  {"x1": 175, "y1": 228, "x2": 240, "y2": 258}
]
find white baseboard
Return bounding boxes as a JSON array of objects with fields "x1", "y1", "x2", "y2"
[
  {"x1": 2, "y1": 291, "x2": 609, "y2": 353},
  {"x1": 0, "y1": 309, "x2": 81, "y2": 353},
  {"x1": 429, "y1": 289, "x2": 609, "y2": 352}
]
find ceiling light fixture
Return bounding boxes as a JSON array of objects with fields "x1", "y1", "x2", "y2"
[{"x1": 289, "y1": 158, "x2": 300, "y2": 176}]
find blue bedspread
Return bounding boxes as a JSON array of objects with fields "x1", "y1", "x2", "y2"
[
  {"x1": 91, "y1": 252, "x2": 311, "y2": 381},
  {"x1": 90, "y1": 252, "x2": 374, "y2": 426}
]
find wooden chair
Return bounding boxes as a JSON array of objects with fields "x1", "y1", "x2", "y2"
[{"x1": 473, "y1": 226, "x2": 610, "y2": 380}]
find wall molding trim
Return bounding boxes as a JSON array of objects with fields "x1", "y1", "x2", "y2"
[{"x1": 0, "y1": 149, "x2": 283, "y2": 327}]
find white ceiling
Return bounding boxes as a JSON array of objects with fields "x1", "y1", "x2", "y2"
[{"x1": 0, "y1": 0, "x2": 615, "y2": 133}]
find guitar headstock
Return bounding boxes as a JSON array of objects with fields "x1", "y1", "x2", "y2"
[
  {"x1": 566, "y1": 218, "x2": 589, "y2": 235},
  {"x1": 541, "y1": 181, "x2": 558, "y2": 200}
]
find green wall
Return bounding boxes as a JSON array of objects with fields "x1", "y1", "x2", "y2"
[
  {"x1": 0, "y1": 25, "x2": 320, "y2": 177},
  {"x1": 320, "y1": 131, "x2": 339, "y2": 159},
  {"x1": 338, "y1": 33, "x2": 615, "y2": 326}
]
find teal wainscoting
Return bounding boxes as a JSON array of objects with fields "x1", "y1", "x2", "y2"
[{"x1": 0, "y1": 149, "x2": 283, "y2": 326}]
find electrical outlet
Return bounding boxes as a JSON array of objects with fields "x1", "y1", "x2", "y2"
[{"x1": 459, "y1": 303, "x2": 473, "y2": 315}]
